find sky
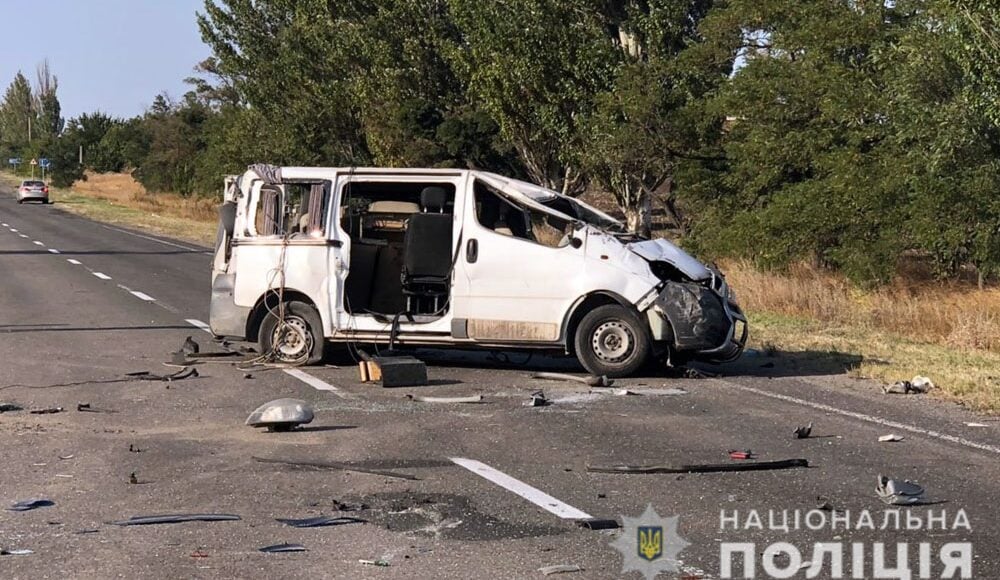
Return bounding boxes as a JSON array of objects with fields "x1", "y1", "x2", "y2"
[{"x1": 0, "y1": 0, "x2": 211, "y2": 119}]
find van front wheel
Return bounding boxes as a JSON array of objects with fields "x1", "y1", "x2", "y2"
[
  {"x1": 574, "y1": 304, "x2": 650, "y2": 378},
  {"x1": 259, "y1": 301, "x2": 325, "y2": 365}
]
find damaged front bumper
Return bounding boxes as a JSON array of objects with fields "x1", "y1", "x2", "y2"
[{"x1": 645, "y1": 273, "x2": 748, "y2": 363}]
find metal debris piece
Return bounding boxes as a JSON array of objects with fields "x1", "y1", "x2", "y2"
[
  {"x1": 359, "y1": 559, "x2": 391, "y2": 567},
  {"x1": 883, "y1": 376, "x2": 934, "y2": 395},
  {"x1": 170, "y1": 351, "x2": 187, "y2": 365},
  {"x1": 587, "y1": 458, "x2": 809, "y2": 474},
  {"x1": 793, "y1": 423, "x2": 813, "y2": 439},
  {"x1": 527, "y1": 391, "x2": 550, "y2": 407},
  {"x1": 128, "y1": 472, "x2": 139, "y2": 485},
  {"x1": 245, "y1": 398, "x2": 314, "y2": 432},
  {"x1": 967, "y1": 422, "x2": 989, "y2": 428},
  {"x1": 728, "y1": 449, "x2": 753, "y2": 460},
  {"x1": 876, "y1": 475, "x2": 925, "y2": 505},
  {"x1": 253, "y1": 456, "x2": 419, "y2": 481},
  {"x1": 182, "y1": 336, "x2": 200, "y2": 355},
  {"x1": 910, "y1": 375, "x2": 935, "y2": 393},
  {"x1": 77, "y1": 402, "x2": 115, "y2": 413},
  {"x1": 533, "y1": 372, "x2": 613, "y2": 387},
  {"x1": 7, "y1": 499, "x2": 54, "y2": 512},
  {"x1": 406, "y1": 394, "x2": 483, "y2": 404},
  {"x1": 126, "y1": 367, "x2": 199, "y2": 382},
  {"x1": 0, "y1": 549, "x2": 33, "y2": 556},
  {"x1": 276, "y1": 516, "x2": 366, "y2": 528},
  {"x1": 29, "y1": 407, "x2": 64, "y2": 415},
  {"x1": 539, "y1": 564, "x2": 583, "y2": 575},
  {"x1": 0, "y1": 402, "x2": 23, "y2": 413},
  {"x1": 683, "y1": 368, "x2": 718, "y2": 379},
  {"x1": 816, "y1": 496, "x2": 834, "y2": 511},
  {"x1": 259, "y1": 543, "x2": 306, "y2": 553},
  {"x1": 878, "y1": 434, "x2": 904, "y2": 442},
  {"x1": 575, "y1": 518, "x2": 620, "y2": 530},
  {"x1": 109, "y1": 514, "x2": 242, "y2": 526},
  {"x1": 614, "y1": 389, "x2": 638, "y2": 396},
  {"x1": 58, "y1": 455, "x2": 74, "y2": 460}
]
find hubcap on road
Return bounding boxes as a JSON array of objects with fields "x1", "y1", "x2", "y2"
[
  {"x1": 592, "y1": 321, "x2": 634, "y2": 362},
  {"x1": 272, "y1": 316, "x2": 312, "y2": 362}
]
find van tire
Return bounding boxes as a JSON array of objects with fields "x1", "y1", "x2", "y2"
[
  {"x1": 259, "y1": 301, "x2": 325, "y2": 365},
  {"x1": 574, "y1": 304, "x2": 650, "y2": 378}
]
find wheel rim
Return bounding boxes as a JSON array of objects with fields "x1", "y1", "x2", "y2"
[
  {"x1": 271, "y1": 315, "x2": 313, "y2": 362},
  {"x1": 591, "y1": 321, "x2": 634, "y2": 363}
]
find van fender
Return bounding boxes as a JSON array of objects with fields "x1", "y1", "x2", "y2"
[{"x1": 560, "y1": 291, "x2": 634, "y2": 353}]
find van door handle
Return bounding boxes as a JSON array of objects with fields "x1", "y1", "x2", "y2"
[{"x1": 466, "y1": 239, "x2": 478, "y2": 263}]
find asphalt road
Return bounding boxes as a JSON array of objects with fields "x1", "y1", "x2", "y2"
[{"x1": 1, "y1": 185, "x2": 998, "y2": 579}]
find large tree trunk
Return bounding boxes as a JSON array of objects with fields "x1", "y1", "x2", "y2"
[{"x1": 623, "y1": 188, "x2": 653, "y2": 238}]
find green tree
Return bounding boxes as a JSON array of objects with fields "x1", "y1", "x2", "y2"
[{"x1": 0, "y1": 72, "x2": 35, "y2": 157}]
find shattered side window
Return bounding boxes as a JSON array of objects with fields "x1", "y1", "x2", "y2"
[
  {"x1": 473, "y1": 179, "x2": 572, "y2": 248},
  {"x1": 249, "y1": 182, "x2": 329, "y2": 239},
  {"x1": 253, "y1": 185, "x2": 283, "y2": 237}
]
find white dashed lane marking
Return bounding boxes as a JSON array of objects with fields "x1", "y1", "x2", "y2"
[
  {"x1": 33, "y1": 241, "x2": 44, "y2": 246},
  {"x1": 186, "y1": 319, "x2": 212, "y2": 333},
  {"x1": 10, "y1": 228, "x2": 17, "y2": 232},
  {"x1": 48, "y1": 249, "x2": 60, "y2": 254},
  {"x1": 19, "y1": 234, "x2": 27, "y2": 238},
  {"x1": 283, "y1": 368, "x2": 348, "y2": 399},
  {"x1": 450, "y1": 458, "x2": 593, "y2": 520},
  {"x1": 130, "y1": 291, "x2": 156, "y2": 302},
  {"x1": 67, "y1": 259, "x2": 82, "y2": 265},
  {"x1": 92, "y1": 272, "x2": 112, "y2": 280}
]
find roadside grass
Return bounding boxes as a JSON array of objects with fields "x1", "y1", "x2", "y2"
[
  {"x1": 729, "y1": 262, "x2": 1000, "y2": 414},
  {"x1": 3, "y1": 171, "x2": 997, "y2": 412},
  {"x1": 0, "y1": 171, "x2": 217, "y2": 246}
]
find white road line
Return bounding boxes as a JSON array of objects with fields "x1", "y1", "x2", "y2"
[
  {"x1": 33, "y1": 241, "x2": 44, "y2": 246},
  {"x1": 67, "y1": 259, "x2": 82, "y2": 265},
  {"x1": 186, "y1": 319, "x2": 213, "y2": 334},
  {"x1": 130, "y1": 291, "x2": 156, "y2": 302},
  {"x1": 18, "y1": 234, "x2": 27, "y2": 238},
  {"x1": 92, "y1": 272, "x2": 112, "y2": 280},
  {"x1": 47, "y1": 248, "x2": 60, "y2": 254},
  {"x1": 10, "y1": 228, "x2": 17, "y2": 232},
  {"x1": 99, "y1": 224, "x2": 208, "y2": 253},
  {"x1": 450, "y1": 458, "x2": 593, "y2": 520},
  {"x1": 728, "y1": 382, "x2": 1000, "y2": 456},
  {"x1": 283, "y1": 368, "x2": 348, "y2": 399},
  {"x1": 1, "y1": 223, "x2": 7, "y2": 226}
]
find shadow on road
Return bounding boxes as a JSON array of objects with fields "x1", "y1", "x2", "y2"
[
  {"x1": 710, "y1": 348, "x2": 868, "y2": 378},
  {"x1": 0, "y1": 250, "x2": 203, "y2": 256},
  {"x1": 0, "y1": 324, "x2": 197, "y2": 334}
]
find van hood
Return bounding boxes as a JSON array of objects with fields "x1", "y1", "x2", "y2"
[{"x1": 627, "y1": 239, "x2": 712, "y2": 281}]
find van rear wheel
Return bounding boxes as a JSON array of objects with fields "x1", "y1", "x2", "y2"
[
  {"x1": 259, "y1": 301, "x2": 325, "y2": 365},
  {"x1": 574, "y1": 304, "x2": 650, "y2": 378}
]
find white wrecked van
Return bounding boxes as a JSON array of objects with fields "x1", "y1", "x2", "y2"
[{"x1": 210, "y1": 165, "x2": 746, "y2": 377}]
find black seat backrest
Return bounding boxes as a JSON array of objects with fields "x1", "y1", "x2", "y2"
[{"x1": 404, "y1": 213, "x2": 453, "y2": 279}]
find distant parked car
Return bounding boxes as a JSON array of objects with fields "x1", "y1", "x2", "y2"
[{"x1": 17, "y1": 180, "x2": 49, "y2": 204}]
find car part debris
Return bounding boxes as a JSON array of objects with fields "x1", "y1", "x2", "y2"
[
  {"x1": 58, "y1": 455, "x2": 74, "y2": 460},
  {"x1": 245, "y1": 398, "x2": 314, "y2": 432},
  {"x1": 910, "y1": 375, "x2": 934, "y2": 393},
  {"x1": 793, "y1": 423, "x2": 813, "y2": 439},
  {"x1": 30, "y1": 407, "x2": 64, "y2": 414},
  {"x1": 243, "y1": 373, "x2": 254, "y2": 379},
  {"x1": 76, "y1": 402, "x2": 115, "y2": 413},
  {"x1": 259, "y1": 543, "x2": 306, "y2": 553},
  {"x1": 575, "y1": 518, "x2": 620, "y2": 530},
  {"x1": 128, "y1": 444, "x2": 143, "y2": 453},
  {"x1": 128, "y1": 472, "x2": 139, "y2": 485},
  {"x1": 883, "y1": 375, "x2": 934, "y2": 395},
  {"x1": 682, "y1": 367, "x2": 718, "y2": 379},
  {"x1": 190, "y1": 549, "x2": 209, "y2": 558},
  {"x1": 109, "y1": 513, "x2": 242, "y2": 526},
  {"x1": 728, "y1": 449, "x2": 753, "y2": 460},
  {"x1": 332, "y1": 500, "x2": 368, "y2": 512},
  {"x1": 539, "y1": 564, "x2": 583, "y2": 575},
  {"x1": 527, "y1": 391, "x2": 550, "y2": 407},
  {"x1": 0, "y1": 402, "x2": 23, "y2": 413},
  {"x1": 126, "y1": 367, "x2": 199, "y2": 382},
  {"x1": 73, "y1": 529, "x2": 99, "y2": 535},
  {"x1": 0, "y1": 549, "x2": 33, "y2": 556},
  {"x1": 876, "y1": 475, "x2": 925, "y2": 505},
  {"x1": 7, "y1": 499, "x2": 54, "y2": 511},
  {"x1": 360, "y1": 559, "x2": 391, "y2": 567},
  {"x1": 276, "y1": 516, "x2": 366, "y2": 528},
  {"x1": 358, "y1": 351, "x2": 428, "y2": 387},
  {"x1": 405, "y1": 394, "x2": 483, "y2": 404},
  {"x1": 532, "y1": 372, "x2": 613, "y2": 387},
  {"x1": 587, "y1": 458, "x2": 808, "y2": 474},
  {"x1": 967, "y1": 422, "x2": 989, "y2": 427},
  {"x1": 878, "y1": 434, "x2": 904, "y2": 442},
  {"x1": 182, "y1": 336, "x2": 200, "y2": 355},
  {"x1": 170, "y1": 351, "x2": 188, "y2": 365},
  {"x1": 816, "y1": 496, "x2": 834, "y2": 511},
  {"x1": 253, "y1": 456, "x2": 419, "y2": 481}
]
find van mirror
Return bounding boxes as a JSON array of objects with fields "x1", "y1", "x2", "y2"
[{"x1": 569, "y1": 236, "x2": 583, "y2": 249}]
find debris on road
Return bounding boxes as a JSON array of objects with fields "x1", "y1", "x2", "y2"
[
  {"x1": 253, "y1": 456, "x2": 419, "y2": 481},
  {"x1": 406, "y1": 394, "x2": 483, "y2": 404},
  {"x1": 682, "y1": 368, "x2": 718, "y2": 379},
  {"x1": 0, "y1": 402, "x2": 23, "y2": 413},
  {"x1": 613, "y1": 387, "x2": 687, "y2": 396},
  {"x1": 587, "y1": 458, "x2": 809, "y2": 474},
  {"x1": 816, "y1": 496, "x2": 834, "y2": 511},
  {"x1": 876, "y1": 475, "x2": 925, "y2": 505},
  {"x1": 259, "y1": 543, "x2": 307, "y2": 553},
  {"x1": 58, "y1": 455, "x2": 74, "y2": 460},
  {"x1": 332, "y1": 499, "x2": 369, "y2": 512},
  {"x1": 128, "y1": 444, "x2": 143, "y2": 453},
  {"x1": 793, "y1": 423, "x2": 813, "y2": 439},
  {"x1": 532, "y1": 372, "x2": 613, "y2": 387},
  {"x1": 878, "y1": 434, "x2": 904, "y2": 442},
  {"x1": 276, "y1": 516, "x2": 366, "y2": 528},
  {"x1": 966, "y1": 422, "x2": 988, "y2": 428},
  {"x1": 76, "y1": 402, "x2": 115, "y2": 413},
  {"x1": 128, "y1": 472, "x2": 139, "y2": 485},
  {"x1": 0, "y1": 548, "x2": 33, "y2": 556},
  {"x1": 126, "y1": 368, "x2": 199, "y2": 382},
  {"x1": 29, "y1": 407, "x2": 64, "y2": 414},
  {"x1": 728, "y1": 450, "x2": 754, "y2": 460},
  {"x1": 358, "y1": 351, "x2": 428, "y2": 387},
  {"x1": 246, "y1": 398, "x2": 314, "y2": 432},
  {"x1": 527, "y1": 391, "x2": 550, "y2": 407},
  {"x1": 359, "y1": 559, "x2": 391, "y2": 567},
  {"x1": 182, "y1": 336, "x2": 200, "y2": 355},
  {"x1": 575, "y1": 518, "x2": 620, "y2": 530},
  {"x1": 539, "y1": 564, "x2": 583, "y2": 575},
  {"x1": 7, "y1": 499, "x2": 54, "y2": 512},
  {"x1": 883, "y1": 375, "x2": 935, "y2": 395},
  {"x1": 109, "y1": 513, "x2": 242, "y2": 526}
]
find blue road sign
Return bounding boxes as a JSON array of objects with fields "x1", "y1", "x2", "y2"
[
  {"x1": 8, "y1": 158, "x2": 21, "y2": 166},
  {"x1": 39, "y1": 158, "x2": 50, "y2": 168}
]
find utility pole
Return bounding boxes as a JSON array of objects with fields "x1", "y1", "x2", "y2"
[{"x1": 27, "y1": 116, "x2": 32, "y2": 143}]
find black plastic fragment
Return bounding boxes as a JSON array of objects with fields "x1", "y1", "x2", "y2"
[
  {"x1": 259, "y1": 543, "x2": 307, "y2": 553},
  {"x1": 8, "y1": 499, "x2": 55, "y2": 512},
  {"x1": 276, "y1": 516, "x2": 366, "y2": 528},
  {"x1": 575, "y1": 518, "x2": 621, "y2": 530},
  {"x1": 109, "y1": 513, "x2": 242, "y2": 526}
]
